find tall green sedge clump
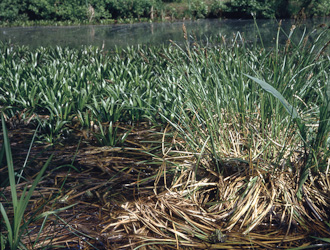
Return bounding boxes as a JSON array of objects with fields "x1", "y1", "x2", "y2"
[
  {"x1": 246, "y1": 24, "x2": 330, "y2": 199},
  {"x1": 246, "y1": 73, "x2": 329, "y2": 199},
  {"x1": 0, "y1": 113, "x2": 73, "y2": 249},
  {"x1": 158, "y1": 21, "x2": 329, "y2": 199},
  {"x1": 0, "y1": 113, "x2": 51, "y2": 249},
  {"x1": 250, "y1": 74, "x2": 328, "y2": 194},
  {"x1": 158, "y1": 24, "x2": 277, "y2": 176}
]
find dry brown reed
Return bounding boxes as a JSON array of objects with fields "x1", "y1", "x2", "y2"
[{"x1": 1, "y1": 119, "x2": 329, "y2": 249}]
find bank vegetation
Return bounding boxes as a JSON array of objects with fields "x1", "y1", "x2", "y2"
[{"x1": 1, "y1": 0, "x2": 330, "y2": 27}]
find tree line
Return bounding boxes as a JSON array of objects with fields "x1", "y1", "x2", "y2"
[{"x1": 0, "y1": 0, "x2": 329, "y2": 24}]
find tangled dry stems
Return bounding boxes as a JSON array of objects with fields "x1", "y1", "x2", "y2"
[{"x1": 1, "y1": 118, "x2": 329, "y2": 249}]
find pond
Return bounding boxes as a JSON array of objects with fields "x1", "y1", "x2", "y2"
[{"x1": 0, "y1": 18, "x2": 329, "y2": 50}]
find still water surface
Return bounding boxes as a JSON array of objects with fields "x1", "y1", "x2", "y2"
[{"x1": 0, "y1": 18, "x2": 329, "y2": 50}]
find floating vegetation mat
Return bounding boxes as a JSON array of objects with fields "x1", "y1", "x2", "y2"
[{"x1": 1, "y1": 123, "x2": 329, "y2": 249}]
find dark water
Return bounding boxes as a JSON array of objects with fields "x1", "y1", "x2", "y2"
[{"x1": 0, "y1": 18, "x2": 329, "y2": 50}]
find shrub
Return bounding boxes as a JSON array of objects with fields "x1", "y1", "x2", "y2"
[
  {"x1": 209, "y1": 0, "x2": 226, "y2": 18},
  {"x1": 301, "y1": 0, "x2": 330, "y2": 17},
  {"x1": 1, "y1": 0, "x2": 329, "y2": 23},
  {"x1": 26, "y1": 0, "x2": 56, "y2": 20},
  {"x1": 89, "y1": 2, "x2": 112, "y2": 21},
  {"x1": 0, "y1": 0, "x2": 28, "y2": 22},
  {"x1": 54, "y1": 1, "x2": 87, "y2": 21},
  {"x1": 103, "y1": 0, "x2": 161, "y2": 19},
  {"x1": 190, "y1": 0, "x2": 208, "y2": 19},
  {"x1": 0, "y1": 1, "x2": 19, "y2": 22},
  {"x1": 223, "y1": 0, "x2": 330, "y2": 18},
  {"x1": 223, "y1": 0, "x2": 276, "y2": 18},
  {"x1": 132, "y1": 0, "x2": 153, "y2": 18}
]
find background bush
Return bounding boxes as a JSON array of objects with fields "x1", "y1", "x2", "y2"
[
  {"x1": 0, "y1": 0, "x2": 163, "y2": 23},
  {"x1": 190, "y1": 0, "x2": 208, "y2": 19},
  {"x1": 301, "y1": 0, "x2": 330, "y2": 17},
  {"x1": 0, "y1": 0, "x2": 329, "y2": 24},
  {"x1": 222, "y1": 0, "x2": 330, "y2": 19},
  {"x1": 222, "y1": 0, "x2": 276, "y2": 19},
  {"x1": 0, "y1": 0, "x2": 27, "y2": 22},
  {"x1": 104, "y1": 0, "x2": 158, "y2": 19}
]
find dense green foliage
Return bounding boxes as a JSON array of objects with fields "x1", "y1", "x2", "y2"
[
  {"x1": 0, "y1": 25, "x2": 329, "y2": 160},
  {"x1": 222, "y1": 0, "x2": 330, "y2": 18},
  {"x1": 0, "y1": 0, "x2": 164, "y2": 23},
  {"x1": 221, "y1": 0, "x2": 277, "y2": 18},
  {"x1": 299, "y1": 0, "x2": 330, "y2": 16},
  {"x1": 0, "y1": 0, "x2": 329, "y2": 25}
]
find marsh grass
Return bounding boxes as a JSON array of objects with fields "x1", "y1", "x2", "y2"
[
  {"x1": 0, "y1": 113, "x2": 76, "y2": 250},
  {"x1": 0, "y1": 23, "x2": 330, "y2": 249}
]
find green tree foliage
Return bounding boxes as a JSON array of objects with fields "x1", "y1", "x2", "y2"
[
  {"x1": 222, "y1": 0, "x2": 276, "y2": 18},
  {"x1": 273, "y1": 0, "x2": 290, "y2": 18},
  {"x1": 300, "y1": 0, "x2": 330, "y2": 16},
  {"x1": 26, "y1": 0, "x2": 56, "y2": 20},
  {"x1": 104, "y1": 0, "x2": 158, "y2": 19},
  {"x1": 222, "y1": 0, "x2": 330, "y2": 18},
  {"x1": 0, "y1": 0, "x2": 163, "y2": 22},
  {"x1": 54, "y1": 0, "x2": 87, "y2": 21},
  {"x1": 209, "y1": 0, "x2": 225, "y2": 18},
  {"x1": 0, "y1": 2, "x2": 19, "y2": 22},
  {"x1": 190, "y1": 0, "x2": 208, "y2": 19},
  {"x1": 0, "y1": 0, "x2": 27, "y2": 22},
  {"x1": 0, "y1": 0, "x2": 329, "y2": 23}
]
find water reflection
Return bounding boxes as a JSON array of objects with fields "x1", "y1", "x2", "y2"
[{"x1": 0, "y1": 18, "x2": 329, "y2": 50}]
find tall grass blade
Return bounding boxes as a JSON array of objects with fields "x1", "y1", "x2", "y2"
[
  {"x1": 244, "y1": 74, "x2": 299, "y2": 119},
  {"x1": 17, "y1": 124, "x2": 40, "y2": 185},
  {"x1": 0, "y1": 203, "x2": 13, "y2": 248},
  {"x1": 0, "y1": 113, "x2": 53, "y2": 249},
  {"x1": 1, "y1": 113, "x2": 18, "y2": 208},
  {"x1": 243, "y1": 74, "x2": 311, "y2": 199}
]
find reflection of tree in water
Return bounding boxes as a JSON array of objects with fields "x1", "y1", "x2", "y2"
[{"x1": 89, "y1": 26, "x2": 95, "y2": 41}]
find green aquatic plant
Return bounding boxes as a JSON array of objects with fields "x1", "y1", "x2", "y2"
[
  {"x1": 245, "y1": 73, "x2": 330, "y2": 199},
  {"x1": 155, "y1": 23, "x2": 330, "y2": 206},
  {"x1": 93, "y1": 121, "x2": 132, "y2": 147},
  {"x1": 0, "y1": 113, "x2": 76, "y2": 249},
  {"x1": 0, "y1": 113, "x2": 50, "y2": 249}
]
